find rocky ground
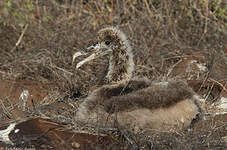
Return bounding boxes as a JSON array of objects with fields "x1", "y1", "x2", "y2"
[{"x1": 0, "y1": 0, "x2": 227, "y2": 149}]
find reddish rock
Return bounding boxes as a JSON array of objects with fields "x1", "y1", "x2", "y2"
[
  {"x1": 0, "y1": 79, "x2": 50, "y2": 106},
  {"x1": 0, "y1": 118, "x2": 123, "y2": 150}
]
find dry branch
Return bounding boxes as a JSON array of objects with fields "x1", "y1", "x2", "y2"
[{"x1": 10, "y1": 24, "x2": 29, "y2": 52}]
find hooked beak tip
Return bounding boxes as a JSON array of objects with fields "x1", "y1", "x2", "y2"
[
  {"x1": 72, "y1": 51, "x2": 87, "y2": 65},
  {"x1": 76, "y1": 63, "x2": 82, "y2": 69}
]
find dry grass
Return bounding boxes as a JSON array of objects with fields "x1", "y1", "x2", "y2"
[{"x1": 0, "y1": 0, "x2": 227, "y2": 149}]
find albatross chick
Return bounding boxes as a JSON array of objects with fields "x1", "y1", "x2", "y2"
[{"x1": 73, "y1": 27, "x2": 200, "y2": 132}]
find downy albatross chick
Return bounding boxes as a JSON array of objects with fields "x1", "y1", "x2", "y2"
[{"x1": 73, "y1": 27, "x2": 200, "y2": 132}]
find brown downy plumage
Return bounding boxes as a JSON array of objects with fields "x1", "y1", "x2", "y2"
[{"x1": 73, "y1": 27, "x2": 200, "y2": 132}]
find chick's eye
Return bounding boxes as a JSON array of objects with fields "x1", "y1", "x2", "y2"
[
  {"x1": 93, "y1": 42, "x2": 98, "y2": 46},
  {"x1": 105, "y1": 41, "x2": 111, "y2": 46}
]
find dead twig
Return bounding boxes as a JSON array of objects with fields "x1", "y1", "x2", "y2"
[
  {"x1": 144, "y1": 0, "x2": 153, "y2": 18},
  {"x1": 209, "y1": 78, "x2": 227, "y2": 93},
  {"x1": 53, "y1": 65, "x2": 74, "y2": 75},
  {"x1": 10, "y1": 24, "x2": 29, "y2": 52}
]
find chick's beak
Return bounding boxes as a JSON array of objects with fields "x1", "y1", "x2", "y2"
[
  {"x1": 72, "y1": 51, "x2": 88, "y2": 65},
  {"x1": 72, "y1": 43, "x2": 110, "y2": 69}
]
